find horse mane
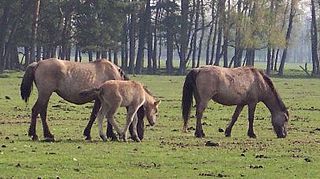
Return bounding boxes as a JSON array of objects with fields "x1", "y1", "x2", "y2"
[
  {"x1": 143, "y1": 85, "x2": 155, "y2": 97},
  {"x1": 259, "y1": 71, "x2": 288, "y2": 116}
]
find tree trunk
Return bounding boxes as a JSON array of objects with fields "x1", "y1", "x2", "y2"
[
  {"x1": 152, "y1": 1, "x2": 161, "y2": 72},
  {"x1": 121, "y1": 20, "x2": 129, "y2": 70},
  {"x1": 75, "y1": 46, "x2": 79, "y2": 62},
  {"x1": 166, "y1": 15, "x2": 174, "y2": 74},
  {"x1": 278, "y1": 0, "x2": 296, "y2": 76},
  {"x1": 30, "y1": 0, "x2": 41, "y2": 63},
  {"x1": 196, "y1": 0, "x2": 205, "y2": 68},
  {"x1": 88, "y1": 50, "x2": 93, "y2": 62},
  {"x1": 179, "y1": 0, "x2": 189, "y2": 74},
  {"x1": 114, "y1": 50, "x2": 119, "y2": 66},
  {"x1": 266, "y1": 47, "x2": 272, "y2": 75},
  {"x1": 129, "y1": 12, "x2": 137, "y2": 74},
  {"x1": 192, "y1": 0, "x2": 199, "y2": 68},
  {"x1": 310, "y1": 0, "x2": 319, "y2": 75},
  {"x1": 205, "y1": 0, "x2": 216, "y2": 65},
  {"x1": 233, "y1": 0, "x2": 242, "y2": 67},
  {"x1": 214, "y1": 0, "x2": 225, "y2": 66},
  {"x1": 0, "y1": 6, "x2": 10, "y2": 72},
  {"x1": 135, "y1": 3, "x2": 147, "y2": 74}
]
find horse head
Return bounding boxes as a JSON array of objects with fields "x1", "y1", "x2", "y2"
[
  {"x1": 145, "y1": 100, "x2": 161, "y2": 126},
  {"x1": 272, "y1": 110, "x2": 289, "y2": 138}
]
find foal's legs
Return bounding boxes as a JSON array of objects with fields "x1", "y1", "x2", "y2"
[
  {"x1": 83, "y1": 101, "x2": 137, "y2": 141},
  {"x1": 225, "y1": 105, "x2": 244, "y2": 137},
  {"x1": 120, "y1": 106, "x2": 139, "y2": 142},
  {"x1": 247, "y1": 103, "x2": 257, "y2": 138},
  {"x1": 130, "y1": 114, "x2": 141, "y2": 142},
  {"x1": 195, "y1": 101, "x2": 208, "y2": 138},
  {"x1": 97, "y1": 105, "x2": 109, "y2": 141}
]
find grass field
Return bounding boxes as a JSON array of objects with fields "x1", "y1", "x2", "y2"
[{"x1": 0, "y1": 66, "x2": 320, "y2": 178}]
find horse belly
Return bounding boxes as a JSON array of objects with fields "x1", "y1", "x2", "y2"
[{"x1": 212, "y1": 92, "x2": 245, "y2": 106}]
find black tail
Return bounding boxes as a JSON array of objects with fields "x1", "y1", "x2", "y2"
[
  {"x1": 182, "y1": 69, "x2": 198, "y2": 131},
  {"x1": 20, "y1": 62, "x2": 38, "y2": 103},
  {"x1": 118, "y1": 68, "x2": 130, "y2": 80}
]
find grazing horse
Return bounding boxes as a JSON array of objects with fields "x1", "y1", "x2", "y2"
[
  {"x1": 20, "y1": 58, "x2": 144, "y2": 141},
  {"x1": 80, "y1": 80, "x2": 160, "y2": 142},
  {"x1": 182, "y1": 66, "x2": 289, "y2": 138}
]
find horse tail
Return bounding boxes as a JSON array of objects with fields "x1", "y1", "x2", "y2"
[
  {"x1": 182, "y1": 69, "x2": 198, "y2": 132},
  {"x1": 118, "y1": 68, "x2": 130, "y2": 80},
  {"x1": 20, "y1": 62, "x2": 38, "y2": 103},
  {"x1": 79, "y1": 87, "x2": 100, "y2": 98}
]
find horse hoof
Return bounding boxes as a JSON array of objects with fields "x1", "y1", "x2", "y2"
[
  {"x1": 132, "y1": 136, "x2": 141, "y2": 142},
  {"x1": 195, "y1": 130, "x2": 205, "y2": 138},
  {"x1": 31, "y1": 135, "x2": 39, "y2": 141},
  {"x1": 248, "y1": 133, "x2": 257, "y2": 138},
  {"x1": 225, "y1": 133, "x2": 231, "y2": 137},
  {"x1": 100, "y1": 135, "x2": 107, "y2": 142},
  {"x1": 43, "y1": 137, "x2": 55, "y2": 142},
  {"x1": 84, "y1": 136, "x2": 92, "y2": 141}
]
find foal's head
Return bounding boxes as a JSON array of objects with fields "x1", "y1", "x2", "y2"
[
  {"x1": 143, "y1": 86, "x2": 161, "y2": 126},
  {"x1": 272, "y1": 110, "x2": 289, "y2": 138},
  {"x1": 145, "y1": 99, "x2": 160, "y2": 126}
]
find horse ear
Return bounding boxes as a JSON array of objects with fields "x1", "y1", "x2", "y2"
[{"x1": 154, "y1": 100, "x2": 161, "y2": 106}]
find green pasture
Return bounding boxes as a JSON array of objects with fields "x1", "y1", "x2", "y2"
[{"x1": 0, "y1": 67, "x2": 320, "y2": 178}]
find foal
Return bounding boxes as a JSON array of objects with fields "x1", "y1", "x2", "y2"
[{"x1": 80, "y1": 80, "x2": 160, "y2": 142}]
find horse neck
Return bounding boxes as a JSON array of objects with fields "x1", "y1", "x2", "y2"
[
  {"x1": 143, "y1": 91, "x2": 154, "y2": 106},
  {"x1": 262, "y1": 90, "x2": 283, "y2": 115}
]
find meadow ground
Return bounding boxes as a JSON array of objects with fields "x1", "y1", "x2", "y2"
[{"x1": 0, "y1": 65, "x2": 320, "y2": 178}]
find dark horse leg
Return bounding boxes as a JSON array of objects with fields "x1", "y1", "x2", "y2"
[
  {"x1": 129, "y1": 107, "x2": 145, "y2": 140},
  {"x1": 225, "y1": 105, "x2": 244, "y2": 137},
  {"x1": 247, "y1": 103, "x2": 257, "y2": 138},
  {"x1": 195, "y1": 102, "x2": 208, "y2": 138},
  {"x1": 29, "y1": 93, "x2": 54, "y2": 141}
]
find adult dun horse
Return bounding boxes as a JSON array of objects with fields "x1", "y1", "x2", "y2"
[
  {"x1": 80, "y1": 80, "x2": 160, "y2": 142},
  {"x1": 182, "y1": 66, "x2": 289, "y2": 138},
  {"x1": 20, "y1": 58, "x2": 144, "y2": 141}
]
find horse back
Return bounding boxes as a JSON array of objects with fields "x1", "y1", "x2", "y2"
[
  {"x1": 33, "y1": 58, "x2": 124, "y2": 104},
  {"x1": 196, "y1": 66, "x2": 268, "y2": 105},
  {"x1": 99, "y1": 80, "x2": 145, "y2": 107}
]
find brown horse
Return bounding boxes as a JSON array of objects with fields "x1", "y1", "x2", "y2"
[
  {"x1": 80, "y1": 80, "x2": 160, "y2": 142},
  {"x1": 182, "y1": 66, "x2": 289, "y2": 138},
  {"x1": 20, "y1": 58, "x2": 144, "y2": 141}
]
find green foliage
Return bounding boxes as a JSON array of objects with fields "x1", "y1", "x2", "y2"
[
  {"x1": 73, "y1": 0, "x2": 129, "y2": 51},
  {"x1": 0, "y1": 68, "x2": 320, "y2": 178}
]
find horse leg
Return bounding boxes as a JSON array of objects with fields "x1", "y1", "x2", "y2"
[
  {"x1": 119, "y1": 106, "x2": 138, "y2": 142},
  {"x1": 247, "y1": 103, "x2": 257, "y2": 138},
  {"x1": 39, "y1": 101, "x2": 55, "y2": 142},
  {"x1": 225, "y1": 105, "x2": 244, "y2": 137},
  {"x1": 128, "y1": 106, "x2": 145, "y2": 141},
  {"x1": 29, "y1": 101, "x2": 40, "y2": 141},
  {"x1": 195, "y1": 102, "x2": 208, "y2": 138},
  {"x1": 97, "y1": 105, "x2": 108, "y2": 141},
  {"x1": 83, "y1": 100, "x2": 100, "y2": 140},
  {"x1": 29, "y1": 93, "x2": 52, "y2": 141},
  {"x1": 106, "y1": 122, "x2": 117, "y2": 141},
  {"x1": 136, "y1": 106, "x2": 145, "y2": 140},
  {"x1": 130, "y1": 114, "x2": 141, "y2": 142}
]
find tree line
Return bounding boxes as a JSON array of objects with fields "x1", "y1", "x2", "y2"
[{"x1": 0, "y1": 0, "x2": 319, "y2": 76}]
